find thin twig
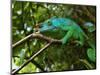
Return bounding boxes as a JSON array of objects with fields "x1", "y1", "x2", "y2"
[
  {"x1": 12, "y1": 42, "x2": 52, "y2": 75},
  {"x1": 79, "y1": 59, "x2": 94, "y2": 69},
  {"x1": 12, "y1": 33, "x2": 62, "y2": 48},
  {"x1": 12, "y1": 56, "x2": 45, "y2": 72},
  {"x1": 12, "y1": 33, "x2": 33, "y2": 48},
  {"x1": 31, "y1": 60, "x2": 46, "y2": 72},
  {"x1": 32, "y1": 33, "x2": 62, "y2": 43}
]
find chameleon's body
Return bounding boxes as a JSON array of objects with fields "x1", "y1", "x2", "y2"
[
  {"x1": 40, "y1": 17, "x2": 87, "y2": 45},
  {"x1": 39, "y1": 16, "x2": 96, "y2": 62}
]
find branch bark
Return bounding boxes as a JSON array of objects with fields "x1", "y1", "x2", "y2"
[
  {"x1": 12, "y1": 33, "x2": 33, "y2": 48},
  {"x1": 12, "y1": 33, "x2": 62, "y2": 48},
  {"x1": 12, "y1": 42, "x2": 52, "y2": 75}
]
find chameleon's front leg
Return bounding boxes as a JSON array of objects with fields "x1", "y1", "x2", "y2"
[
  {"x1": 61, "y1": 31, "x2": 73, "y2": 44},
  {"x1": 61, "y1": 31, "x2": 84, "y2": 46}
]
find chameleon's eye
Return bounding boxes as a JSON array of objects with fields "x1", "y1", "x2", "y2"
[{"x1": 47, "y1": 20, "x2": 52, "y2": 26}]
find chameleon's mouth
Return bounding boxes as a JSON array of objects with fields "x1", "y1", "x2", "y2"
[
  {"x1": 40, "y1": 27, "x2": 53, "y2": 32},
  {"x1": 39, "y1": 25, "x2": 56, "y2": 32}
]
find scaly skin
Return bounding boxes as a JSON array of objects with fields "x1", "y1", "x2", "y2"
[
  {"x1": 39, "y1": 17, "x2": 87, "y2": 45},
  {"x1": 39, "y1": 17, "x2": 96, "y2": 63}
]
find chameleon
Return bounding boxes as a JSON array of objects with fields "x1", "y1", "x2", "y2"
[
  {"x1": 39, "y1": 16, "x2": 88, "y2": 46},
  {"x1": 38, "y1": 16, "x2": 96, "y2": 62}
]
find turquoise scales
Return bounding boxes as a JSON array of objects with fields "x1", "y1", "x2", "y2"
[
  {"x1": 39, "y1": 16, "x2": 95, "y2": 62},
  {"x1": 39, "y1": 17, "x2": 87, "y2": 45}
]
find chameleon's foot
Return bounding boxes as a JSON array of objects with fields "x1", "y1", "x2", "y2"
[
  {"x1": 74, "y1": 40, "x2": 83, "y2": 46},
  {"x1": 61, "y1": 38, "x2": 67, "y2": 44}
]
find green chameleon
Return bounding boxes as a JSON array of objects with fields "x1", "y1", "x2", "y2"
[
  {"x1": 39, "y1": 16, "x2": 96, "y2": 62},
  {"x1": 39, "y1": 16, "x2": 88, "y2": 46}
]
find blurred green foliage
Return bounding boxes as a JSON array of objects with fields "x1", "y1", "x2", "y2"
[{"x1": 12, "y1": 1, "x2": 96, "y2": 73}]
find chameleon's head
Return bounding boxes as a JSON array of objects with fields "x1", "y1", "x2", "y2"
[{"x1": 39, "y1": 17, "x2": 56, "y2": 32}]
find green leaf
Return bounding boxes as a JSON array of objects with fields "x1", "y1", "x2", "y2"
[
  {"x1": 87, "y1": 48, "x2": 96, "y2": 62},
  {"x1": 19, "y1": 62, "x2": 36, "y2": 73}
]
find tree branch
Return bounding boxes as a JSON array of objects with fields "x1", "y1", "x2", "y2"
[
  {"x1": 12, "y1": 42, "x2": 52, "y2": 75},
  {"x1": 12, "y1": 33, "x2": 62, "y2": 48},
  {"x1": 31, "y1": 60, "x2": 46, "y2": 72},
  {"x1": 12, "y1": 33, "x2": 33, "y2": 48},
  {"x1": 12, "y1": 56, "x2": 46, "y2": 72}
]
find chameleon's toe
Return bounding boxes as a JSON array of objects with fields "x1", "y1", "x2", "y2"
[{"x1": 61, "y1": 39, "x2": 66, "y2": 44}]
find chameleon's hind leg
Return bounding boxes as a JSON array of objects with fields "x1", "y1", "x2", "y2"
[{"x1": 75, "y1": 33, "x2": 84, "y2": 46}]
